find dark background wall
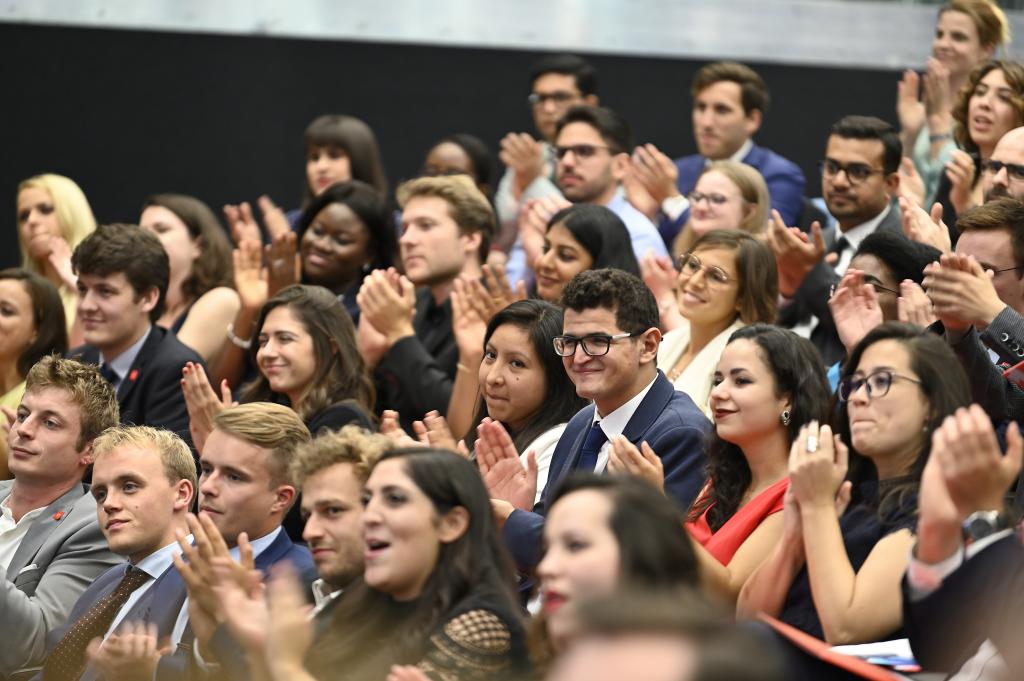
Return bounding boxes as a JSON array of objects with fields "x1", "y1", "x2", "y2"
[{"x1": 2, "y1": 22, "x2": 900, "y2": 268}]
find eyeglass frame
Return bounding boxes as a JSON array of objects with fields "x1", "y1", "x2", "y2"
[
  {"x1": 819, "y1": 159, "x2": 887, "y2": 185},
  {"x1": 828, "y1": 281, "x2": 900, "y2": 298},
  {"x1": 675, "y1": 253, "x2": 736, "y2": 287},
  {"x1": 552, "y1": 332, "x2": 641, "y2": 357},
  {"x1": 687, "y1": 190, "x2": 737, "y2": 207},
  {"x1": 553, "y1": 144, "x2": 617, "y2": 161},
  {"x1": 528, "y1": 91, "x2": 581, "y2": 107},
  {"x1": 981, "y1": 159, "x2": 1024, "y2": 181},
  {"x1": 837, "y1": 368, "x2": 923, "y2": 402}
]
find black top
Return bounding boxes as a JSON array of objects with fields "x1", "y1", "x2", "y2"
[{"x1": 780, "y1": 483, "x2": 918, "y2": 640}]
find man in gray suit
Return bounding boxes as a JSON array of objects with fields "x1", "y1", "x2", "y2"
[{"x1": 0, "y1": 356, "x2": 122, "y2": 677}]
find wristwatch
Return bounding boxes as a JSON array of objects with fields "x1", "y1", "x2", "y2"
[{"x1": 961, "y1": 509, "x2": 1012, "y2": 544}]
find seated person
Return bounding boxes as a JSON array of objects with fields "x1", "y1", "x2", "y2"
[
  {"x1": 358, "y1": 176, "x2": 495, "y2": 431},
  {"x1": 738, "y1": 323, "x2": 970, "y2": 644},
  {"x1": 0, "y1": 356, "x2": 121, "y2": 676},
  {"x1": 657, "y1": 231, "x2": 778, "y2": 416},
  {"x1": 423, "y1": 133, "x2": 496, "y2": 198},
  {"x1": 68, "y1": 223, "x2": 205, "y2": 447},
  {"x1": 481, "y1": 269, "x2": 710, "y2": 570},
  {"x1": 140, "y1": 193, "x2": 240, "y2": 364}
]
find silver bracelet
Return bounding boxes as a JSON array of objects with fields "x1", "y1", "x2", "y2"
[{"x1": 226, "y1": 323, "x2": 252, "y2": 350}]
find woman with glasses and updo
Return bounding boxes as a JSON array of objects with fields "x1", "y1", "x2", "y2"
[
  {"x1": 738, "y1": 322, "x2": 970, "y2": 644},
  {"x1": 670, "y1": 160, "x2": 770, "y2": 258},
  {"x1": 656, "y1": 231, "x2": 777, "y2": 417}
]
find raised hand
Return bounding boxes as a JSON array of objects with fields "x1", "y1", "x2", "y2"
[
  {"x1": 265, "y1": 563, "x2": 315, "y2": 681},
  {"x1": 46, "y1": 235, "x2": 77, "y2": 290},
  {"x1": 607, "y1": 436, "x2": 664, "y2": 492},
  {"x1": 481, "y1": 264, "x2": 527, "y2": 313},
  {"x1": 630, "y1": 143, "x2": 681, "y2": 206},
  {"x1": 181, "y1": 362, "x2": 234, "y2": 453},
  {"x1": 210, "y1": 558, "x2": 268, "y2": 654},
  {"x1": 258, "y1": 195, "x2": 292, "y2": 240},
  {"x1": 899, "y1": 196, "x2": 951, "y2": 254},
  {"x1": 765, "y1": 210, "x2": 826, "y2": 297},
  {"x1": 922, "y1": 57, "x2": 953, "y2": 124},
  {"x1": 450, "y1": 278, "x2": 488, "y2": 362},
  {"x1": 379, "y1": 410, "x2": 421, "y2": 448},
  {"x1": 86, "y1": 621, "x2": 169, "y2": 681},
  {"x1": 897, "y1": 281, "x2": 937, "y2": 328},
  {"x1": 499, "y1": 133, "x2": 546, "y2": 198},
  {"x1": 224, "y1": 202, "x2": 262, "y2": 245},
  {"x1": 946, "y1": 149, "x2": 978, "y2": 215},
  {"x1": 896, "y1": 70, "x2": 926, "y2": 144},
  {"x1": 788, "y1": 422, "x2": 848, "y2": 512},
  {"x1": 265, "y1": 231, "x2": 300, "y2": 298},
  {"x1": 233, "y1": 237, "x2": 270, "y2": 313},
  {"x1": 923, "y1": 254, "x2": 1005, "y2": 332},
  {"x1": 520, "y1": 196, "x2": 571, "y2": 269},
  {"x1": 475, "y1": 419, "x2": 537, "y2": 511},
  {"x1": 417, "y1": 410, "x2": 459, "y2": 452},
  {"x1": 898, "y1": 158, "x2": 926, "y2": 209},
  {"x1": 357, "y1": 268, "x2": 416, "y2": 349},
  {"x1": 621, "y1": 164, "x2": 660, "y2": 221},
  {"x1": 828, "y1": 269, "x2": 883, "y2": 354}
]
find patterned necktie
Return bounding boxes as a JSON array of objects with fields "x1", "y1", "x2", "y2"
[
  {"x1": 42, "y1": 565, "x2": 150, "y2": 681},
  {"x1": 577, "y1": 422, "x2": 608, "y2": 473},
  {"x1": 98, "y1": 363, "x2": 119, "y2": 386}
]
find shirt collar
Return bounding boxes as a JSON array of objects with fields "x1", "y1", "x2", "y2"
[
  {"x1": 840, "y1": 203, "x2": 893, "y2": 251},
  {"x1": 132, "y1": 534, "x2": 189, "y2": 579},
  {"x1": 312, "y1": 578, "x2": 343, "y2": 607},
  {"x1": 0, "y1": 497, "x2": 47, "y2": 524},
  {"x1": 705, "y1": 139, "x2": 753, "y2": 167},
  {"x1": 237, "y1": 525, "x2": 282, "y2": 560},
  {"x1": 101, "y1": 325, "x2": 153, "y2": 381},
  {"x1": 591, "y1": 374, "x2": 659, "y2": 439}
]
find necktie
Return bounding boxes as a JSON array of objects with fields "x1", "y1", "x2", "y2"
[
  {"x1": 42, "y1": 566, "x2": 150, "y2": 681},
  {"x1": 98, "y1": 363, "x2": 119, "y2": 386},
  {"x1": 577, "y1": 422, "x2": 608, "y2": 473}
]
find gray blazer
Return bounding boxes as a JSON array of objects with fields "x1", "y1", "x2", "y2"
[{"x1": 0, "y1": 481, "x2": 123, "y2": 677}]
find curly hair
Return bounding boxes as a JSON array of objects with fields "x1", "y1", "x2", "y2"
[{"x1": 952, "y1": 60, "x2": 1024, "y2": 155}]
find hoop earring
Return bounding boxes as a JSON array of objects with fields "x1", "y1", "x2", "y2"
[{"x1": 780, "y1": 410, "x2": 791, "y2": 426}]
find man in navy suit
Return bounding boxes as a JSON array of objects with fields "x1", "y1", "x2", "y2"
[
  {"x1": 68, "y1": 223, "x2": 204, "y2": 450},
  {"x1": 484, "y1": 269, "x2": 710, "y2": 570},
  {"x1": 631, "y1": 62, "x2": 805, "y2": 248},
  {"x1": 29, "y1": 424, "x2": 196, "y2": 681}
]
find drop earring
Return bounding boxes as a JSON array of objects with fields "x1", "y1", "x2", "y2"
[{"x1": 780, "y1": 410, "x2": 791, "y2": 426}]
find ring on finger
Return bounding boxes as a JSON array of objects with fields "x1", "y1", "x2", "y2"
[{"x1": 805, "y1": 435, "x2": 819, "y2": 453}]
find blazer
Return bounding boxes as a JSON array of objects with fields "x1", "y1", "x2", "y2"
[
  {"x1": 903, "y1": 534, "x2": 1024, "y2": 676},
  {"x1": 0, "y1": 481, "x2": 122, "y2": 678},
  {"x1": 658, "y1": 143, "x2": 806, "y2": 246},
  {"x1": 502, "y1": 371, "x2": 710, "y2": 569},
  {"x1": 69, "y1": 325, "x2": 205, "y2": 450},
  {"x1": 155, "y1": 528, "x2": 317, "y2": 681},
  {"x1": 778, "y1": 204, "x2": 903, "y2": 366}
]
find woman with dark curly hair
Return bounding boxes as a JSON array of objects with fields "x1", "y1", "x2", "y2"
[{"x1": 684, "y1": 324, "x2": 830, "y2": 602}]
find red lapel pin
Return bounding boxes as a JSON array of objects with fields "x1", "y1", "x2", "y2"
[
  {"x1": 52, "y1": 511, "x2": 65, "y2": 522},
  {"x1": 129, "y1": 369, "x2": 139, "y2": 382}
]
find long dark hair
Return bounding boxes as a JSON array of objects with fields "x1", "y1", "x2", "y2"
[
  {"x1": 306, "y1": 448, "x2": 521, "y2": 679},
  {"x1": 240, "y1": 285, "x2": 374, "y2": 420},
  {"x1": 549, "y1": 474, "x2": 701, "y2": 589},
  {"x1": 546, "y1": 204, "x2": 640, "y2": 276},
  {"x1": 465, "y1": 300, "x2": 587, "y2": 451},
  {"x1": 837, "y1": 322, "x2": 970, "y2": 512},
  {"x1": 0, "y1": 268, "x2": 68, "y2": 378},
  {"x1": 687, "y1": 324, "x2": 831, "y2": 530},
  {"x1": 302, "y1": 114, "x2": 388, "y2": 206}
]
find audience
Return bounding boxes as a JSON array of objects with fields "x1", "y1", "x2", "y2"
[
  {"x1": 139, "y1": 193, "x2": 240, "y2": 364},
  {"x1": 16, "y1": 174, "x2": 97, "y2": 344},
  {"x1": 68, "y1": 223, "x2": 205, "y2": 449},
  {"x1": 632, "y1": 61, "x2": 804, "y2": 247},
  {"x1": 295, "y1": 180, "x2": 396, "y2": 324},
  {"x1": 531, "y1": 204, "x2": 640, "y2": 304},
  {"x1": 738, "y1": 323, "x2": 970, "y2": 644},
  {"x1": 423, "y1": 133, "x2": 496, "y2": 197},
  {"x1": 0, "y1": 356, "x2": 121, "y2": 676},
  {"x1": 656, "y1": 231, "x2": 778, "y2": 415},
  {"x1": 686, "y1": 325, "x2": 830, "y2": 601},
  {"x1": 898, "y1": 0, "x2": 1008, "y2": 205}
]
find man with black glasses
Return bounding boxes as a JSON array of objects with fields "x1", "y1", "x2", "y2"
[
  {"x1": 983, "y1": 126, "x2": 1024, "y2": 202},
  {"x1": 489, "y1": 269, "x2": 709, "y2": 570},
  {"x1": 771, "y1": 115, "x2": 904, "y2": 365}
]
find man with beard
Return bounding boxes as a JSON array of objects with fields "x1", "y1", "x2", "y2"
[
  {"x1": 983, "y1": 126, "x2": 1024, "y2": 202},
  {"x1": 770, "y1": 115, "x2": 903, "y2": 365},
  {"x1": 357, "y1": 175, "x2": 495, "y2": 430}
]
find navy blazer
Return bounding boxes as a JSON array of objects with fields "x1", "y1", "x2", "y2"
[
  {"x1": 903, "y1": 534, "x2": 1024, "y2": 675},
  {"x1": 155, "y1": 528, "x2": 316, "y2": 681},
  {"x1": 69, "y1": 325, "x2": 205, "y2": 451},
  {"x1": 502, "y1": 371, "x2": 710, "y2": 570},
  {"x1": 658, "y1": 143, "x2": 806, "y2": 246}
]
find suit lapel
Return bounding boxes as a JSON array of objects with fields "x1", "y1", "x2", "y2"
[
  {"x1": 8, "y1": 484, "x2": 85, "y2": 577},
  {"x1": 253, "y1": 529, "x2": 292, "y2": 571},
  {"x1": 620, "y1": 373, "x2": 674, "y2": 445},
  {"x1": 117, "y1": 327, "x2": 162, "y2": 403}
]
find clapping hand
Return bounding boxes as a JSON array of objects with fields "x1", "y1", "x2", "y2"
[
  {"x1": 475, "y1": 418, "x2": 537, "y2": 512},
  {"x1": 607, "y1": 436, "x2": 664, "y2": 492},
  {"x1": 788, "y1": 421, "x2": 850, "y2": 513},
  {"x1": 181, "y1": 362, "x2": 235, "y2": 453},
  {"x1": 899, "y1": 196, "x2": 951, "y2": 254},
  {"x1": 829, "y1": 269, "x2": 883, "y2": 355},
  {"x1": 765, "y1": 210, "x2": 827, "y2": 297}
]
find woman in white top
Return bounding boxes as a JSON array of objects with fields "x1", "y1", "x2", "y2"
[{"x1": 657, "y1": 231, "x2": 778, "y2": 417}]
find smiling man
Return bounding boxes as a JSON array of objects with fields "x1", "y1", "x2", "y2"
[
  {"x1": 0, "y1": 356, "x2": 121, "y2": 677},
  {"x1": 498, "y1": 269, "x2": 710, "y2": 570},
  {"x1": 68, "y1": 223, "x2": 204, "y2": 449}
]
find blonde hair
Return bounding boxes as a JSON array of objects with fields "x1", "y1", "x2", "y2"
[
  {"x1": 92, "y1": 425, "x2": 198, "y2": 499},
  {"x1": 17, "y1": 174, "x2": 97, "y2": 272},
  {"x1": 672, "y1": 161, "x2": 770, "y2": 258},
  {"x1": 25, "y1": 355, "x2": 119, "y2": 449},
  {"x1": 213, "y1": 403, "x2": 311, "y2": 486},
  {"x1": 396, "y1": 175, "x2": 495, "y2": 261},
  {"x1": 943, "y1": 0, "x2": 1011, "y2": 50},
  {"x1": 290, "y1": 425, "x2": 394, "y2": 489}
]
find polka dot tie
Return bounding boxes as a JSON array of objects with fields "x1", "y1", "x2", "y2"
[{"x1": 42, "y1": 565, "x2": 150, "y2": 681}]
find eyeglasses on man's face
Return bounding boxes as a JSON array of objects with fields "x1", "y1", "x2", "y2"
[
  {"x1": 676, "y1": 253, "x2": 735, "y2": 287},
  {"x1": 554, "y1": 144, "x2": 615, "y2": 161},
  {"x1": 528, "y1": 91, "x2": 580, "y2": 108},
  {"x1": 552, "y1": 332, "x2": 640, "y2": 357},
  {"x1": 819, "y1": 159, "x2": 886, "y2": 185},
  {"x1": 981, "y1": 159, "x2": 1024, "y2": 182},
  {"x1": 837, "y1": 369, "x2": 922, "y2": 402}
]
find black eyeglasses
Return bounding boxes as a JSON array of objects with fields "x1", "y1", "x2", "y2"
[
  {"x1": 828, "y1": 281, "x2": 900, "y2": 297},
  {"x1": 837, "y1": 369, "x2": 923, "y2": 402},
  {"x1": 676, "y1": 253, "x2": 735, "y2": 287},
  {"x1": 819, "y1": 159, "x2": 886, "y2": 185},
  {"x1": 554, "y1": 144, "x2": 615, "y2": 160},
  {"x1": 528, "y1": 91, "x2": 580, "y2": 107},
  {"x1": 981, "y1": 159, "x2": 1024, "y2": 181},
  {"x1": 687, "y1": 191, "x2": 731, "y2": 206},
  {"x1": 553, "y1": 332, "x2": 640, "y2": 357}
]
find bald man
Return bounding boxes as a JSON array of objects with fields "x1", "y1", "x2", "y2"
[{"x1": 984, "y1": 127, "x2": 1024, "y2": 202}]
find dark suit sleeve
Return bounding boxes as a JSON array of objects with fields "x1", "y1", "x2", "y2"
[
  {"x1": 948, "y1": 327, "x2": 1024, "y2": 422},
  {"x1": 904, "y1": 535, "x2": 1024, "y2": 674},
  {"x1": 761, "y1": 158, "x2": 806, "y2": 227},
  {"x1": 375, "y1": 335, "x2": 456, "y2": 426},
  {"x1": 648, "y1": 422, "x2": 709, "y2": 511},
  {"x1": 981, "y1": 306, "x2": 1024, "y2": 365}
]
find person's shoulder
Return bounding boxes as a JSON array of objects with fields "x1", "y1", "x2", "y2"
[
  {"x1": 66, "y1": 343, "x2": 98, "y2": 362},
  {"x1": 151, "y1": 326, "x2": 204, "y2": 363},
  {"x1": 747, "y1": 144, "x2": 803, "y2": 176}
]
